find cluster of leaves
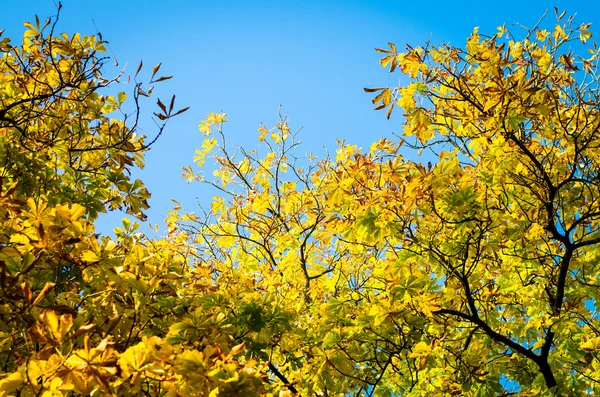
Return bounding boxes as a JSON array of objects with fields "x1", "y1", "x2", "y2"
[
  {"x1": 363, "y1": 10, "x2": 600, "y2": 393},
  {"x1": 170, "y1": 9, "x2": 600, "y2": 397},
  {"x1": 4, "y1": 5, "x2": 600, "y2": 397},
  {"x1": 0, "y1": 6, "x2": 265, "y2": 397},
  {"x1": 177, "y1": 117, "x2": 425, "y2": 396}
]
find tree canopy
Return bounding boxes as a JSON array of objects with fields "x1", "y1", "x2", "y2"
[{"x1": 1, "y1": 6, "x2": 600, "y2": 397}]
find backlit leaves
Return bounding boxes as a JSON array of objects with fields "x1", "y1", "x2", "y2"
[
  {"x1": 171, "y1": 11, "x2": 600, "y2": 397},
  {"x1": 4, "y1": 6, "x2": 600, "y2": 397},
  {"x1": 0, "y1": 8, "x2": 259, "y2": 397}
]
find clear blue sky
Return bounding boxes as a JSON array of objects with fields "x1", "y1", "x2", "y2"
[{"x1": 3, "y1": 1, "x2": 600, "y2": 236}]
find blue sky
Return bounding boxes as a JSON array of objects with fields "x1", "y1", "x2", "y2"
[{"x1": 3, "y1": 0, "x2": 600, "y2": 236}]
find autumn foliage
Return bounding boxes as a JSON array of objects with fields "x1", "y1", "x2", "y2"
[
  {"x1": 2, "y1": 5, "x2": 600, "y2": 397},
  {"x1": 0, "y1": 6, "x2": 260, "y2": 397}
]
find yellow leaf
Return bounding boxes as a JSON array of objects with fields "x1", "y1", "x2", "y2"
[
  {"x1": 9, "y1": 234, "x2": 29, "y2": 245},
  {"x1": 70, "y1": 204, "x2": 86, "y2": 219},
  {"x1": 483, "y1": 99, "x2": 497, "y2": 112},
  {"x1": 41, "y1": 310, "x2": 60, "y2": 338},
  {"x1": 581, "y1": 337, "x2": 600, "y2": 351},
  {"x1": 408, "y1": 341, "x2": 431, "y2": 358},
  {"x1": 509, "y1": 42, "x2": 523, "y2": 59},
  {"x1": 81, "y1": 250, "x2": 99, "y2": 262},
  {"x1": 554, "y1": 24, "x2": 567, "y2": 41},
  {"x1": 228, "y1": 342, "x2": 245, "y2": 358},
  {"x1": 0, "y1": 371, "x2": 23, "y2": 395},
  {"x1": 380, "y1": 55, "x2": 395, "y2": 68},
  {"x1": 32, "y1": 282, "x2": 56, "y2": 306},
  {"x1": 257, "y1": 125, "x2": 268, "y2": 141}
]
